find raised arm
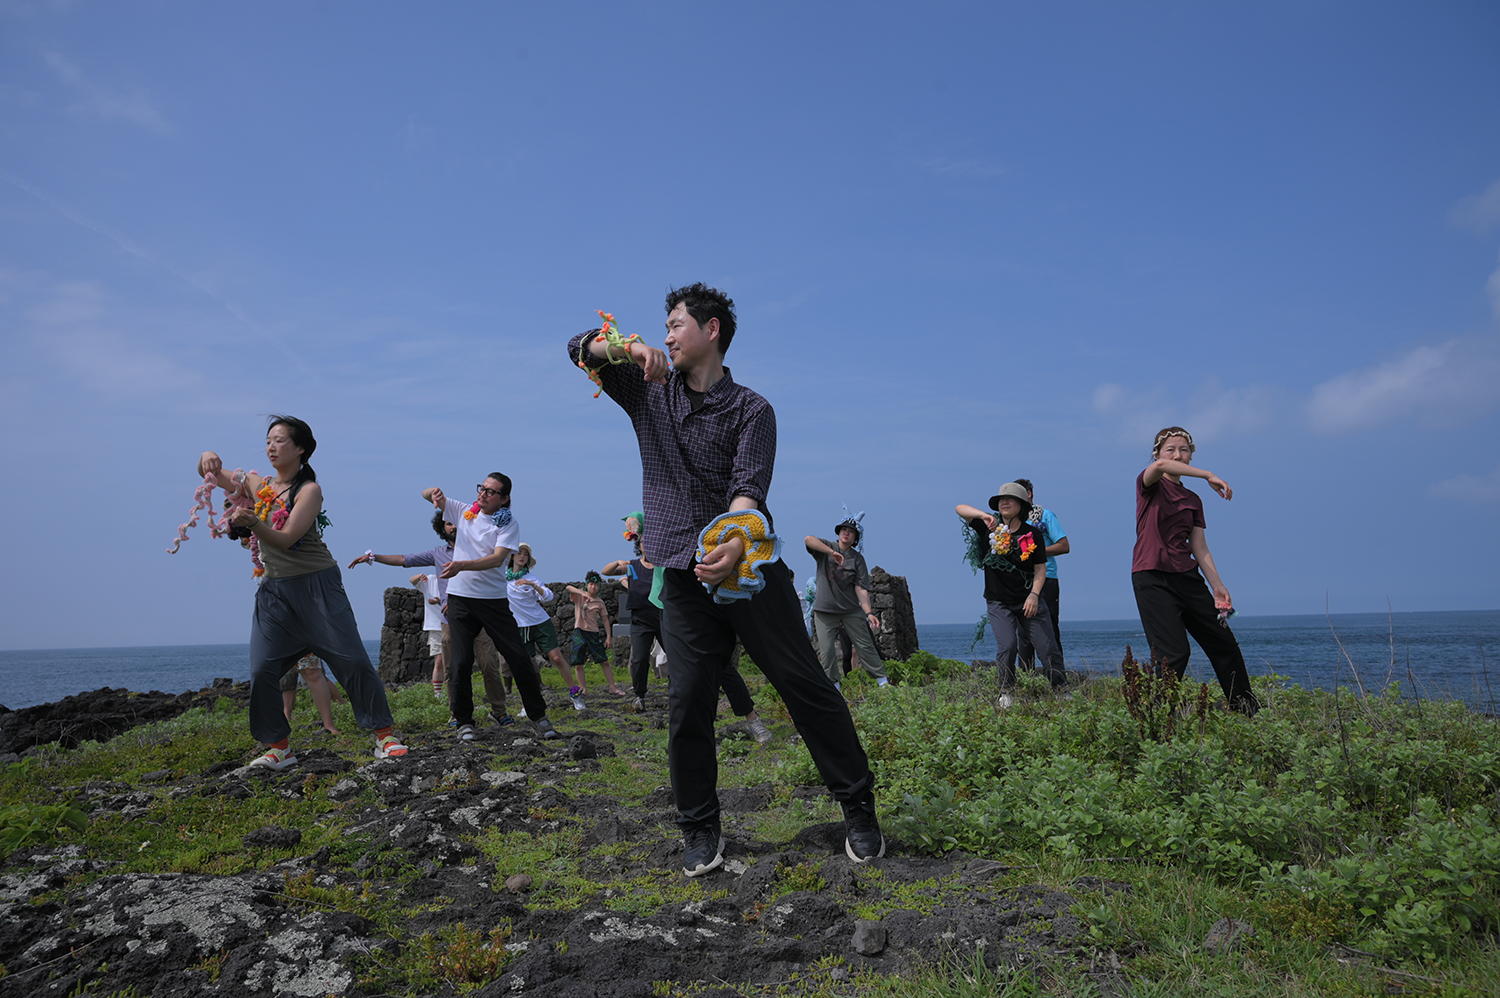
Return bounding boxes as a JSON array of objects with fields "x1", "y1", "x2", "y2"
[
  {"x1": 955, "y1": 504, "x2": 996, "y2": 530},
  {"x1": 804, "y1": 536, "x2": 844, "y2": 567},
  {"x1": 1142, "y1": 459, "x2": 1232, "y2": 499},
  {"x1": 198, "y1": 451, "x2": 263, "y2": 493},
  {"x1": 600, "y1": 560, "x2": 631, "y2": 577},
  {"x1": 349, "y1": 552, "x2": 409, "y2": 569}
]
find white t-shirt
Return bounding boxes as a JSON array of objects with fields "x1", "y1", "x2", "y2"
[
  {"x1": 443, "y1": 497, "x2": 521, "y2": 600},
  {"x1": 416, "y1": 575, "x2": 444, "y2": 631},
  {"x1": 507, "y1": 572, "x2": 554, "y2": 626}
]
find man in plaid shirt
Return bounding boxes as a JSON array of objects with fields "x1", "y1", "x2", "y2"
[{"x1": 568, "y1": 283, "x2": 884, "y2": 877}]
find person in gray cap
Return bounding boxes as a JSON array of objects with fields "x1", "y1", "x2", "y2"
[{"x1": 956, "y1": 482, "x2": 1066, "y2": 698}]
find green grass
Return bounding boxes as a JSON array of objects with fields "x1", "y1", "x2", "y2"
[{"x1": 4, "y1": 657, "x2": 1499, "y2": 995}]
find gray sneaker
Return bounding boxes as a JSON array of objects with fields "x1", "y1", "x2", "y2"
[
  {"x1": 630, "y1": 696, "x2": 646, "y2": 713},
  {"x1": 457, "y1": 724, "x2": 475, "y2": 742},
  {"x1": 746, "y1": 717, "x2": 772, "y2": 745}
]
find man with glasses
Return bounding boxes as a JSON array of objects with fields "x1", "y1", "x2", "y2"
[{"x1": 421, "y1": 474, "x2": 560, "y2": 741}]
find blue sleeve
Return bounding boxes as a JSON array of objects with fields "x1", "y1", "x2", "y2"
[{"x1": 1042, "y1": 509, "x2": 1065, "y2": 543}]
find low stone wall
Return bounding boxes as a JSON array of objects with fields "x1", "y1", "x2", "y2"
[
  {"x1": 378, "y1": 580, "x2": 628, "y2": 686},
  {"x1": 378, "y1": 568, "x2": 920, "y2": 685}
]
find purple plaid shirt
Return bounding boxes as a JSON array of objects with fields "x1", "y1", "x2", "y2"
[{"x1": 568, "y1": 329, "x2": 777, "y2": 569}]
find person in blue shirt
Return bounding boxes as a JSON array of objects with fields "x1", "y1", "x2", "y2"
[{"x1": 1013, "y1": 479, "x2": 1070, "y2": 670}]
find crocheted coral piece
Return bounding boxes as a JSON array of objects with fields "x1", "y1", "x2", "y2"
[{"x1": 695, "y1": 510, "x2": 782, "y2": 604}]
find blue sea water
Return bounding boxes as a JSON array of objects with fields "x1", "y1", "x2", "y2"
[{"x1": 0, "y1": 611, "x2": 1496, "y2": 711}]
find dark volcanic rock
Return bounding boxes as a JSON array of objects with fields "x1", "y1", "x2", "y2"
[{"x1": 0, "y1": 686, "x2": 245, "y2": 755}]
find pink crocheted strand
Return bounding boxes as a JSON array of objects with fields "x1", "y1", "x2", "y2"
[
  {"x1": 167, "y1": 474, "x2": 223, "y2": 554},
  {"x1": 168, "y1": 468, "x2": 268, "y2": 577}
]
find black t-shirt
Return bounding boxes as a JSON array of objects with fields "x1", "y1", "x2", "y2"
[
  {"x1": 624, "y1": 558, "x2": 656, "y2": 613},
  {"x1": 969, "y1": 518, "x2": 1047, "y2": 607}
]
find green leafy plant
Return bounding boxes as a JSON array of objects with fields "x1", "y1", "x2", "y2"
[{"x1": 0, "y1": 802, "x2": 87, "y2": 859}]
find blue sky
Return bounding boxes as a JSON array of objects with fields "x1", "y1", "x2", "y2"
[{"x1": 1, "y1": 1, "x2": 1497, "y2": 651}]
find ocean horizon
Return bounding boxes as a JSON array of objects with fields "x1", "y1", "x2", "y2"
[{"x1": 1, "y1": 609, "x2": 1495, "y2": 712}]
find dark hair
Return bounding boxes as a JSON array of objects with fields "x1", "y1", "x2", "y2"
[
  {"x1": 835, "y1": 520, "x2": 862, "y2": 544},
  {"x1": 431, "y1": 510, "x2": 453, "y2": 541},
  {"x1": 585, "y1": 570, "x2": 603, "y2": 585},
  {"x1": 485, "y1": 472, "x2": 512, "y2": 505},
  {"x1": 1014, "y1": 478, "x2": 1034, "y2": 497},
  {"x1": 1151, "y1": 427, "x2": 1196, "y2": 457},
  {"x1": 266, "y1": 415, "x2": 317, "y2": 501},
  {"x1": 665, "y1": 283, "x2": 737, "y2": 354}
]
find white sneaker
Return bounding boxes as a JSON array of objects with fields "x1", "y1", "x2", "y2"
[
  {"x1": 746, "y1": 717, "x2": 772, "y2": 745},
  {"x1": 998, "y1": 694, "x2": 1015, "y2": 709},
  {"x1": 457, "y1": 724, "x2": 476, "y2": 742},
  {"x1": 248, "y1": 745, "x2": 297, "y2": 770}
]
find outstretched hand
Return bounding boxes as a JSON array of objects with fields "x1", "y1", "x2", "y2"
[
  {"x1": 348, "y1": 552, "x2": 373, "y2": 568},
  {"x1": 1206, "y1": 474, "x2": 1232, "y2": 500},
  {"x1": 695, "y1": 536, "x2": 745, "y2": 586},
  {"x1": 631, "y1": 342, "x2": 670, "y2": 384},
  {"x1": 429, "y1": 487, "x2": 446, "y2": 510}
]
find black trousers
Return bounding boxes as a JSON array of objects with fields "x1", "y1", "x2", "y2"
[
  {"x1": 1131, "y1": 569, "x2": 1259, "y2": 712},
  {"x1": 628, "y1": 604, "x2": 663, "y2": 698},
  {"x1": 1016, "y1": 577, "x2": 1063, "y2": 668},
  {"x1": 446, "y1": 594, "x2": 548, "y2": 724},
  {"x1": 660, "y1": 561, "x2": 873, "y2": 828},
  {"x1": 631, "y1": 603, "x2": 758, "y2": 716}
]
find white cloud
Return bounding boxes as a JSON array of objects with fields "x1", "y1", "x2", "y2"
[
  {"x1": 41, "y1": 49, "x2": 171, "y2": 134},
  {"x1": 1306, "y1": 333, "x2": 1500, "y2": 434},
  {"x1": 1093, "y1": 377, "x2": 1280, "y2": 448},
  {"x1": 1449, "y1": 179, "x2": 1500, "y2": 234},
  {"x1": 1430, "y1": 465, "x2": 1500, "y2": 504}
]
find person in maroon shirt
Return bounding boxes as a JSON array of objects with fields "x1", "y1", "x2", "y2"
[{"x1": 1132, "y1": 426, "x2": 1259, "y2": 715}]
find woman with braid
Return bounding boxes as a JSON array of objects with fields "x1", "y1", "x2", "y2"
[{"x1": 198, "y1": 416, "x2": 407, "y2": 768}]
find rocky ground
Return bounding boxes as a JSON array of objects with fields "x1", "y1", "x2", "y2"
[{"x1": 0, "y1": 686, "x2": 1142, "y2": 998}]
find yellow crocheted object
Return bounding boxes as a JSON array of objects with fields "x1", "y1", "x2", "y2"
[{"x1": 696, "y1": 510, "x2": 783, "y2": 603}]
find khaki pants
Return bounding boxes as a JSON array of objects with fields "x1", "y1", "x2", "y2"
[{"x1": 813, "y1": 609, "x2": 888, "y2": 685}]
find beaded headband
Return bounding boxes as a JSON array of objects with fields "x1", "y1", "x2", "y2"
[{"x1": 1152, "y1": 427, "x2": 1195, "y2": 455}]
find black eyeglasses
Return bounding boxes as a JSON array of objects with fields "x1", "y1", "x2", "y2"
[{"x1": 476, "y1": 485, "x2": 505, "y2": 498}]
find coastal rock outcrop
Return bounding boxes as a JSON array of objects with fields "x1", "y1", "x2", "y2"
[
  {"x1": 0, "y1": 681, "x2": 246, "y2": 758},
  {"x1": 0, "y1": 691, "x2": 1122, "y2": 998}
]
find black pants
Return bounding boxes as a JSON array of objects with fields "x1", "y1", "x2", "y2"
[
  {"x1": 248, "y1": 565, "x2": 392, "y2": 744},
  {"x1": 446, "y1": 594, "x2": 548, "y2": 724},
  {"x1": 631, "y1": 603, "x2": 757, "y2": 716},
  {"x1": 1132, "y1": 570, "x2": 1259, "y2": 712},
  {"x1": 628, "y1": 604, "x2": 663, "y2": 698},
  {"x1": 660, "y1": 561, "x2": 873, "y2": 828},
  {"x1": 1016, "y1": 577, "x2": 1063, "y2": 668}
]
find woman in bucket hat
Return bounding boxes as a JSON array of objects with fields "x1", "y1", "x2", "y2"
[{"x1": 956, "y1": 482, "x2": 1066, "y2": 698}]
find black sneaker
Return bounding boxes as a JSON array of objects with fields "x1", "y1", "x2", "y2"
[
  {"x1": 840, "y1": 796, "x2": 885, "y2": 863},
  {"x1": 681, "y1": 821, "x2": 724, "y2": 878},
  {"x1": 534, "y1": 716, "x2": 560, "y2": 740}
]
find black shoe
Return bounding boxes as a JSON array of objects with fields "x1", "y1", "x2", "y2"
[
  {"x1": 534, "y1": 716, "x2": 560, "y2": 740},
  {"x1": 841, "y1": 796, "x2": 885, "y2": 863},
  {"x1": 681, "y1": 821, "x2": 724, "y2": 878}
]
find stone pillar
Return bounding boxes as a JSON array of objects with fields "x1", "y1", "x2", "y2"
[
  {"x1": 377, "y1": 586, "x2": 432, "y2": 686},
  {"x1": 378, "y1": 579, "x2": 631, "y2": 686},
  {"x1": 868, "y1": 567, "x2": 919, "y2": 661}
]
